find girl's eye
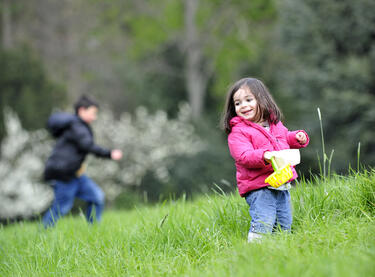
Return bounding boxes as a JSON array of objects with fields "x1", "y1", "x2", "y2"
[
  {"x1": 234, "y1": 102, "x2": 240, "y2": 106},
  {"x1": 246, "y1": 98, "x2": 253, "y2": 102}
]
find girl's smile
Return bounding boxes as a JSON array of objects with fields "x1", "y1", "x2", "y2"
[{"x1": 233, "y1": 88, "x2": 258, "y2": 121}]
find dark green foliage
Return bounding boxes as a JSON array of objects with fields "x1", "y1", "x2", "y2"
[
  {"x1": 118, "y1": 43, "x2": 187, "y2": 117},
  {"x1": 121, "y1": 123, "x2": 236, "y2": 204},
  {"x1": 277, "y1": 0, "x2": 375, "y2": 172},
  {"x1": 0, "y1": 46, "x2": 66, "y2": 142},
  {"x1": 135, "y1": 145, "x2": 235, "y2": 203}
]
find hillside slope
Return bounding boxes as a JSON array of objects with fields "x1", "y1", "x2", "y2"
[{"x1": 1, "y1": 170, "x2": 374, "y2": 276}]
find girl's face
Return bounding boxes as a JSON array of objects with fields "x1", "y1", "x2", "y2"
[{"x1": 233, "y1": 87, "x2": 259, "y2": 122}]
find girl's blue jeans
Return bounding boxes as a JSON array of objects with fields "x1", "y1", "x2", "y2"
[
  {"x1": 245, "y1": 187, "x2": 292, "y2": 234},
  {"x1": 42, "y1": 175, "x2": 104, "y2": 228}
]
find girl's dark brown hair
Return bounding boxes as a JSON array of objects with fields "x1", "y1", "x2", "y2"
[{"x1": 221, "y1": 77, "x2": 283, "y2": 134}]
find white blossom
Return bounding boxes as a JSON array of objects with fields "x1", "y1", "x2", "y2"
[
  {"x1": 0, "y1": 104, "x2": 205, "y2": 218},
  {"x1": 88, "y1": 103, "x2": 205, "y2": 201},
  {"x1": 0, "y1": 109, "x2": 53, "y2": 219}
]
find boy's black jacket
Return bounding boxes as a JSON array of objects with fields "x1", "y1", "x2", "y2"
[{"x1": 44, "y1": 112, "x2": 111, "y2": 182}]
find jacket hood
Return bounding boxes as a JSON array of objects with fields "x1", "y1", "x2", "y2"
[
  {"x1": 230, "y1": 116, "x2": 281, "y2": 130},
  {"x1": 230, "y1": 116, "x2": 256, "y2": 128}
]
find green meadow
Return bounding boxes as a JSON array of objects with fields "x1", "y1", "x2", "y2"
[{"x1": 1, "y1": 170, "x2": 374, "y2": 276}]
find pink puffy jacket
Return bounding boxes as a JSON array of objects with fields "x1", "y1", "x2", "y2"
[{"x1": 228, "y1": 116, "x2": 309, "y2": 196}]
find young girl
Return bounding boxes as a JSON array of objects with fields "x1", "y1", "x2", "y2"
[{"x1": 222, "y1": 77, "x2": 309, "y2": 242}]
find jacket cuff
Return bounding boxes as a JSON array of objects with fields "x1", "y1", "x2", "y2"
[{"x1": 243, "y1": 148, "x2": 272, "y2": 168}]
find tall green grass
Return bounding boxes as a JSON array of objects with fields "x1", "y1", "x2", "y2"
[{"x1": 0, "y1": 169, "x2": 374, "y2": 276}]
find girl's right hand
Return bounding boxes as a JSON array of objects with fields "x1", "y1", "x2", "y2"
[{"x1": 263, "y1": 151, "x2": 272, "y2": 163}]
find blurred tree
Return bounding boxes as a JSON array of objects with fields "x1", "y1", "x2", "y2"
[
  {"x1": 4, "y1": 0, "x2": 277, "y2": 119},
  {"x1": 111, "y1": 42, "x2": 186, "y2": 117},
  {"x1": 277, "y1": 0, "x2": 375, "y2": 172},
  {"x1": 0, "y1": 0, "x2": 67, "y2": 142},
  {"x1": 94, "y1": 0, "x2": 276, "y2": 118},
  {"x1": 12, "y1": 0, "x2": 95, "y2": 102},
  {"x1": 0, "y1": 0, "x2": 119, "y2": 104},
  {"x1": 1, "y1": 0, "x2": 13, "y2": 49},
  {"x1": 0, "y1": 47, "x2": 66, "y2": 143}
]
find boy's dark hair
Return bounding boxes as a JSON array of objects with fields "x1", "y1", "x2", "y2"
[
  {"x1": 221, "y1": 77, "x2": 283, "y2": 134},
  {"x1": 74, "y1": 95, "x2": 99, "y2": 114}
]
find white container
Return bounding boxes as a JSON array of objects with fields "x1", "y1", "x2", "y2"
[{"x1": 267, "y1": 149, "x2": 301, "y2": 168}]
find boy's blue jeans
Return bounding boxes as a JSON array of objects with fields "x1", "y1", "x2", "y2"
[
  {"x1": 245, "y1": 187, "x2": 292, "y2": 234},
  {"x1": 42, "y1": 175, "x2": 104, "y2": 228}
]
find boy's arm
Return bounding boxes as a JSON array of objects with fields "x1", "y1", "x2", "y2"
[
  {"x1": 228, "y1": 130, "x2": 271, "y2": 168},
  {"x1": 67, "y1": 122, "x2": 111, "y2": 158},
  {"x1": 89, "y1": 144, "x2": 112, "y2": 158}
]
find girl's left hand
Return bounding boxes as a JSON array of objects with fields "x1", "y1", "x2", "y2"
[{"x1": 296, "y1": 132, "x2": 307, "y2": 144}]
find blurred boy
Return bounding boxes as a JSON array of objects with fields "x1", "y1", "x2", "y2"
[{"x1": 42, "y1": 95, "x2": 122, "y2": 227}]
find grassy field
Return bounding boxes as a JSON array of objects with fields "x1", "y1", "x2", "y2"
[{"x1": 1, "y1": 169, "x2": 374, "y2": 276}]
